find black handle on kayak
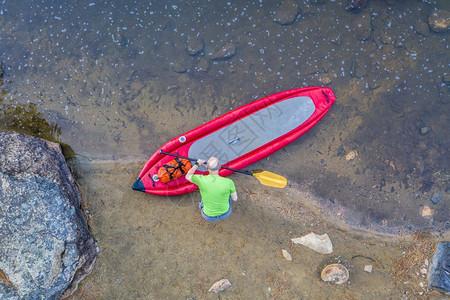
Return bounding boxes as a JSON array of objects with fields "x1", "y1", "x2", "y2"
[{"x1": 158, "y1": 150, "x2": 253, "y2": 176}]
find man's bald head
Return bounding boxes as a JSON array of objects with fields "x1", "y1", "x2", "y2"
[{"x1": 207, "y1": 157, "x2": 220, "y2": 171}]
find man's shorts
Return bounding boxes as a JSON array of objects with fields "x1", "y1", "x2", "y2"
[{"x1": 198, "y1": 198, "x2": 232, "y2": 222}]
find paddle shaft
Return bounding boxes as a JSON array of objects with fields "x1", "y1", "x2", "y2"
[{"x1": 158, "y1": 150, "x2": 252, "y2": 176}]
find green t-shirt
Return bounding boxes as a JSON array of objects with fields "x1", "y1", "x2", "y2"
[{"x1": 191, "y1": 174, "x2": 236, "y2": 217}]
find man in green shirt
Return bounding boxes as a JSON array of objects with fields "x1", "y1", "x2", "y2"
[{"x1": 186, "y1": 157, "x2": 237, "y2": 221}]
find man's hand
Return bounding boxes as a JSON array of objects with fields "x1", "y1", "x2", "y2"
[{"x1": 186, "y1": 159, "x2": 205, "y2": 182}]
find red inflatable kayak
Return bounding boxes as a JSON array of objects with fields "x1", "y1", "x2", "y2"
[{"x1": 133, "y1": 86, "x2": 336, "y2": 196}]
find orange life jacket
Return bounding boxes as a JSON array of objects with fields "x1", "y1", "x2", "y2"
[{"x1": 157, "y1": 157, "x2": 192, "y2": 183}]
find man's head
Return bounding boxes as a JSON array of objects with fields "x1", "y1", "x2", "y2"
[{"x1": 206, "y1": 157, "x2": 220, "y2": 172}]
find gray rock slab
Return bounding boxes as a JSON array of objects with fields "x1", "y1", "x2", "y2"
[{"x1": 0, "y1": 131, "x2": 96, "y2": 299}]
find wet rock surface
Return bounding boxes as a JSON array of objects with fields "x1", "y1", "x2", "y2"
[{"x1": 0, "y1": 132, "x2": 96, "y2": 299}]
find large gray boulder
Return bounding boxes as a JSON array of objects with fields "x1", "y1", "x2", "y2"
[{"x1": 0, "y1": 131, "x2": 96, "y2": 299}]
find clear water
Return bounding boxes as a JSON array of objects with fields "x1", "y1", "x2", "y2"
[{"x1": 0, "y1": 0, "x2": 449, "y2": 298}]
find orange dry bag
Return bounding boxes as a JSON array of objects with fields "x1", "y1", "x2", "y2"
[{"x1": 157, "y1": 157, "x2": 192, "y2": 183}]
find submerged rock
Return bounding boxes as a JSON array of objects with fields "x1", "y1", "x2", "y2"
[
  {"x1": 414, "y1": 20, "x2": 430, "y2": 36},
  {"x1": 291, "y1": 232, "x2": 333, "y2": 254},
  {"x1": 351, "y1": 59, "x2": 368, "y2": 79},
  {"x1": 0, "y1": 131, "x2": 97, "y2": 299},
  {"x1": 186, "y1": 35, "x2": 204, "y2": 56},
  {"x1": 211, "y1": 43, "x2": 236, "y2": 60},
  {"x1": 273, "y1": 0, "x2": 300, "y2": 25},
  {"x1": 196, "y1": 58, "x2": 210, "y2": 73},
  {"x1": 321, "y1": 264, "x2": 349, "y2": 284},
  {"x1": 351, "y1": 13, "x2": 372, "y2": 41},
  {"x1": 428, "y1": 10, "x2": 450, "y2": 33},
  {"x1": 208, "y1": 279, "x2": 231, "y2": 293}
]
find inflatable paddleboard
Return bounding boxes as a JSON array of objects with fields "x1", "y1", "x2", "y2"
[{"x1": 133, "y1": 86, "x2": 336, "y2": 196}]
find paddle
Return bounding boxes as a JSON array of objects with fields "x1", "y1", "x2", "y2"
[{"x1": 159, "y1": 150, "x2": 287, "y2": 188}]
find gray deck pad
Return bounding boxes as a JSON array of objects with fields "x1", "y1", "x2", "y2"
[{"x1": 188, "y1": 96, "x2": 315, "y2": 166}]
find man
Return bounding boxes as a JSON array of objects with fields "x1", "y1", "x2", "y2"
[{"x1": 186, "y1": 157, "x2": 237, "y2": 221}]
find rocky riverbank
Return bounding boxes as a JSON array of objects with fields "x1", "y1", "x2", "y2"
[{"x1": 0, "y1": 132, "x2": 97, "y2": 299}]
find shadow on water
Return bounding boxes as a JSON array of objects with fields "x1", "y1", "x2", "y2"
[{"x1": 0, "y1": 0, "x2": 449, "y2": 298}]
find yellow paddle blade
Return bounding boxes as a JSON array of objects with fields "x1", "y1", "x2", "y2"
[{"x1": 252, "y1": 170, "x2": 287, "y2": 188}]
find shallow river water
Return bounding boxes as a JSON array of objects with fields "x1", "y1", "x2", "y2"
[{"x1": 0, "y1": 0, "x2": 449, "y2": 299}]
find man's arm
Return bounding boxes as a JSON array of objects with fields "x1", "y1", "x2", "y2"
[
  {"x1": 230, "y1": 192, "x2": 238, "y2": 201},
  {"x1": 186, "y1": 159, "x2": 205, "y2": 182}
]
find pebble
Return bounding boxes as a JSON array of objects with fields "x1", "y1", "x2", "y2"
[
  {"x1": 320, "y1": 76, "x2": 332, "y2": 85},
  {"x1": 420, "y1": 268, "x2": 427, "y2": 275},
  {"x1": 364, "y1": 265, "x2": 373, "y2": 273},
  {"x1": 443, "y1": 74, "x2": 450, "y2": 85},
  {"x1": 420, "y1": 126, "x2": 430, "y2": 135},
  {"x1": 421, "y1": 206, "x2": 434, "y2": 217},
  {"x1": 281, "y1": 249, "x2": 292, "y2": 261},
  {"x1": 208, "y1": 279, "x2": 231, "y2": 293},
  {"x1": 321, "y1": 264, "x2": 349, "y2": 284},
  {"x1": 345, "y1": 150, "x2": 358, "y2": 161}
]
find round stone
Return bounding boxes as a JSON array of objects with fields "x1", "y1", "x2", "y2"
[{"x1": 321, "y1": 264, "x2": 349, "y2": 284}]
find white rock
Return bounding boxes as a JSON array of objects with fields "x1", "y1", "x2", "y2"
[
  {"x1": 281, "y1": 249, "x2": 292, "y2": 261},
  {"x1": 364, "y1": 264, "x2": 373, "y2": 273},
  {"x1": 208, "y1": 279, "x2": 231, "y2": 293},
  {"x1": 420, "y1": 268, "x2": 427, "y2": 275},
  {"x1": 291, "y1": 232, "x2": 333, "y2": 254}
]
